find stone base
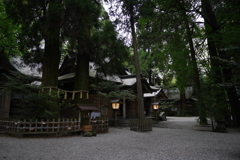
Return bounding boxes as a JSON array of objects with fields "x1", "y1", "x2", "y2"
[
  {"x1": 214, "y1": 121, "x2": 228, "y2": 133},
  {"x1": 109, "y1": 117, "x2": 159, "y2": 127}
]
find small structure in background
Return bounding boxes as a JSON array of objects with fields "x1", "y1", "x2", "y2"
[
  {"x1": 144, "y1": 89, "x2": 168, "y2": 118},
  {"x1": 75, "y1": 104, "x2": 109, "y2": 134},
  {"x1": 75, "y1": 104, "x2": 99, "y2": 123},
  {"x1": 161, "y1": 86, "x2": 197, "y2": 116}
]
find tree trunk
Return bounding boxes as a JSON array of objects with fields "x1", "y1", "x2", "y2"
[
  {"x1": 181, "y1": 7, "x2": 207, "y2": 124},
  {"x1": 74, "y1": 48, "x2": 90, "y2": 104},
  {"x1": 227, "y1": 86, "x2": 240, "y2": 127},
  {"x1": 74, "y1": 49, "x2": 90, "y2": 124},
  {"x1": 180, "y1": 91, "x2": 186, "y2": 116},
  {"x1": 201, "y1": 0, "x2": 229, "y2": 132},
  {"x1": 123, "y1": 96, "x2": 126, "y2": 119},
  {"x1": 129, "y1": 4, "x2": 145, "y2": 120},
  {"x1": 42, "y1": 0, "x2": 62, "y2": 87},
  {"x1": 218, "y1": 43, "x2": 240, "y2": 127},
  {"x1": 148, "y1": 69, "x2": 153, "y2": 86}
]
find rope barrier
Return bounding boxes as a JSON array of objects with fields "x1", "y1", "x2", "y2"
[{"x1": 41, "y1": 86, "x2": 89, "y2": 100}]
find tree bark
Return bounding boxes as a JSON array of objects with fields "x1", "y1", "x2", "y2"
[
  {"x1": 227, "y1": 86, "x2": 240, "y2": 127},
  {"x1": 148, "y1": 69, "x2": 153, "y2": 86},
  {"x1": 180, "y1": 91, "x2": 187, "y2": 116},
  {"x1": 181, "y1": 7, "x2": 207, "y2": 124},
  {"x1": 201, "y1": 0, "x2": 231, "y2": 131},
  {"x1": 42, "y1": 0, "x2": 62, "y2": 87},
  {"x1": 129, "y1": 4, "x2": 145, "y2": 120},
  {"x1": 74, "y1": 49, "x2": 90, "y2": 104}
]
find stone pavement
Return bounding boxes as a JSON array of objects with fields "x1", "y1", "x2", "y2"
[
  {"x1": 153, "y1": 116, "x2": 213, "y2": 131},
  {"x1": 1, "y1": 116, "x2": 240, "y2": 160}
]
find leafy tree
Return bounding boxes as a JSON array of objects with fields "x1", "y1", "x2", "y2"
[
  {"x1": 106, "y1": 0, "x2": 146, "y2": 122},
  {"x1": 91, "y1": 81, "x2": 135, "y2": 101},
  {"x1": 42, "y1": 0, "x2": 63, "y2": 87},
  {"x1": 62, "y1": 0, "x2": 129, "y2": 105},
  {"x1": 0, "y1": 1, "x2": 20, "y2": 57},
  {"x1": 136, "y1": 0, "x2": 207, "y2": 120},
  {"x1": 62, "y1": 0, "x2": 101, "y2": 105},
  {"x1": 3, "y1": 71, "x2": 64, "y2": 119},
  {"x1": 178, "y1": 0, "x2": 207, "y2": 123},
  {"x1": 201, "y1": 0, "x2": 240, "y2": 129},
  {"x1": 4, "y1": 0, "x2": 63, "y2": 87},
  {"x1": 91, "y1": 81, "x2": 136, "y2": 119}
]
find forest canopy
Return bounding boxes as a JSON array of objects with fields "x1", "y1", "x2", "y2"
[{"x1": 1, "y1": 0, "x2": 240, "y2": 128}]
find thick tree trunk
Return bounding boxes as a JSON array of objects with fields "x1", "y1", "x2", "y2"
[
  {"x1": 201, "y1": 0, "x2": 230, "y2": 131},
  {"x1": 41, "y1": 0, "x2": 62, "y2": 119},
  {"x1": 74, "y1": 50, "x2": 90, "y2": 104},
  {"x1": 213, "y1": 28, "x2": 240, "y2": 128},
  {"x1": 227, "y1": 86, "x2": 240, "y2": 127},
  {"x1": 129, "y1": 5, "x2": 145, "y2": 120},
  {"x1": 148, "y1": 69, "x2": 153, "y2": 86},
  {"x1": 180, "y1": 91, "x2": 186, "y2": 116},
  {"x1": 182, "y1": 8, "x2": 207, "y2": 124},
  {"x1": 202, "y1": 0, "x2": 240, "y2": 128},
  {"x1": 207, "y1": 35, "x2": 228, "y2": 130},
  {"x1": 74, "y1": 49, "x2": 90, "y2": 124},
  {"x1": 42, "y1": 0, "x2": 62, "y2": 87},
  {"x1": 218, "y1": 47, "x2": 240, "y2": 127}
]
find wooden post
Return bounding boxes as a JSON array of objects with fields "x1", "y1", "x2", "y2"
[
  {"x1": 78, "y1": 111, "x2": 81, "y2": 122},
  {"x1": 52, "y1": 119, "x2": 55, "y2": 132},
  {"x1": 123, "y1": 97, "x2": 126, "y2": 119},
  {"x1": 17, "y1": 119, "x2": 20, "y2": 133},
  {"x1": 29, "y1": 119, "x2": 32, "y2": 132},
  {"x1": 47, "y1": 119, "x2": 49, "y2": 132},
  {"x1": 0, "y1": 90, "x2": 11, "y2": 118},
  {"x1": 114, "y1": 110, "x2": 117, "y2": 127},
  {"x1": 41, "y1": 119, "x2": 43, "y2": 133},
  {"x1": 57, "y1": 118, "x2": 60, "y2": 132}
]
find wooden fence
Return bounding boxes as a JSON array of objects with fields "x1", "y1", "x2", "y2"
[
  {"x1": 0, "y1": 118, "x2": 81, "y2": 137},
  {"x1": 130, "y1": 119, "x2": 152, "y2": 132},
  {"x1": 90, "y1": 117, "x2": 109, "y2": 133}
]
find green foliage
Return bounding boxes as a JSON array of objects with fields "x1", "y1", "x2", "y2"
[
  {"x1": 91, "y1": 81, "x2": 119, "y2": 94},
  {"x1": 0, "y1": 1, "x2": 20, "y2": 57},
  {"x1": 3, "y1": 0, "x2": 45, "y2": 64},
  {"x1": 3, "y1": 71, "x2": 68, "y2": 119},
  {"x1": 2, "y1": 0, "x2": 239, "y2": 125},
  {"x1": 200, "y1": 76, "x2": 230, "y2": 121},
  {"x1": 91, "y1": 81, "x2": 136, "y2": 102},
  {"x1": 162, "y1": 74, "x2": 176, "y2": 86},
  {"x1": 90, "y1": 6, "x2": 130, "y2": 75},
  {"x1": 159, "y1": 99, "x2": 177, "y2": 110},
  {"x1": 83, "y1": 131, "x2": 92, "y2": 137}
]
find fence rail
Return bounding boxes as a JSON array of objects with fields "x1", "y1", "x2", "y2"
[
  {"x1": 90, "y1": 117, "x2": 109, "y2": 133},
  {"x1": 130, "y1": 119, "x2": 152, "y2": 132},
  {"x1": 0, "y1": 118, "x2": 81, "y2": 137}
]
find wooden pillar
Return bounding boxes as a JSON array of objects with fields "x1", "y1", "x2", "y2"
[
  {"x1": 122, "y1": 97, "x2": 126, "y2": 119},
  {"x1": 0, "y1": 89, "x2": 11, "y2": 118}
]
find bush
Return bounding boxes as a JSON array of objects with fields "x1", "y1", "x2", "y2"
[
  {"x1": 3, "y1": 71, "x2": 69, "y2": 119},
  {"x1": 83, "y1": 132, "x2": 93, "y2": 137}
]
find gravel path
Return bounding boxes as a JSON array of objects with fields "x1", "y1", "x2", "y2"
[{"x1": 1, "y1": 117, "x2": 240, "y2": 160}]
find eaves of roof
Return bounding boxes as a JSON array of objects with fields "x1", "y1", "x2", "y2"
[{"x1": 120, "y1": 79, "x2": 158, "y2": 93}]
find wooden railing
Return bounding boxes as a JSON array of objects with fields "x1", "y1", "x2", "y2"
[
  {"x1": 90, "y1": 117, "x2": 109, "y2": 133},
  {"x1": 130, "y1": 119, "x2": 152, "y2": 132},
  {"x1": 0, "y1": 118, "x2": 81, "y2": 137}
]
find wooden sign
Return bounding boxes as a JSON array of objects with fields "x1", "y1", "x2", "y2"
[{"x1": 82, "y1": 125, "x2": 92, "y2": 132}]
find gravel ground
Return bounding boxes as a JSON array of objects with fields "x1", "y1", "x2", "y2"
[{"x1": 1, "y1": 117, "x2": 240, "y2": 160}]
